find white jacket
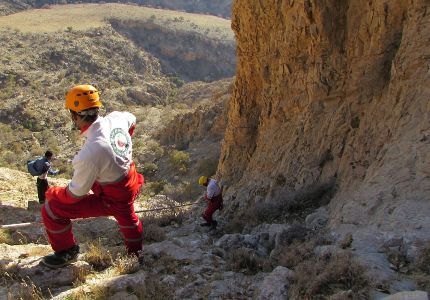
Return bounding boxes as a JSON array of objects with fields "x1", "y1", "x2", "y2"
[
  {"x1": 206, "y1": 178, "x2": 221, "y2": 199},
  {"x1": 68, "y1": 111, "x2": 136, "y2": 197}
]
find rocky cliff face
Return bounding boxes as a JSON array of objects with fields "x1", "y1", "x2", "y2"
[{"x1": 219, "y1": 0, "x2": 430, "y2": 245}]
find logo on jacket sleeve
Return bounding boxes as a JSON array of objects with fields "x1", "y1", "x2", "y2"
[{"x1": 110, "y1": 128, "x2": 131, "y2": 157}]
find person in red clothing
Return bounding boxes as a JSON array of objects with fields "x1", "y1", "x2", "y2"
[
  {"x1": 198, "y1": 176, "x2": 223, "y2": 229},
  {"x1": 40, "y1": 84, "x2": 144, "y2": 269}
]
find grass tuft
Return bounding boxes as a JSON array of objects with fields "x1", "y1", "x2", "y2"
[{"x1": 289, "y1": 252, "x2": 369, "y2": 299}]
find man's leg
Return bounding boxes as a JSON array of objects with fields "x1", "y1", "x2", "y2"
[
  {"x1": 113, "y1": 207, "x2": 143, "y2": 255},
  {"x1": 202, "y1": 201, "x2": 217, "y2": 224},
  {"x1": 36, "y1": 178, "x2": 48, "y2": 204},
  {"x1": 202, "y1": 197, "x2": 222, "y2": 228},
  {"x1": 41, "y1": 194, "x2": 109, "y2": 252}
]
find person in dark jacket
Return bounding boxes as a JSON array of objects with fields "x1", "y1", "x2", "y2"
[{"x1": 35, "y1": 150, "x2": 59, "y2": 204}]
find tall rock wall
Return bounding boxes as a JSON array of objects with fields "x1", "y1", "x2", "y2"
[{"x1": 219, "y1": 0, "x2": 430, "y2": 241}]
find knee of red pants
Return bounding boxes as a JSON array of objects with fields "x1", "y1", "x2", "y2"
[{"x1": 41, "y1": 203, "x2": 76, "y2": 252}]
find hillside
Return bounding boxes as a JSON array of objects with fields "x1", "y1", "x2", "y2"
[
  {"x1": 0, "y1": 3, "x2": 235, "y2": 81},
  {"x1": 0, "y1": 0, "x2": 233, "y2": 18},
  {"x1": 0, "y1": 3, "x2": 235, "y2": 173}
]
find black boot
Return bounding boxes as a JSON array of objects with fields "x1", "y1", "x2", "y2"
[
  {"x1": 200, "y1": 222, "x2": 211, "y2": 227},
  {"x1": 210, "y1": 220, "x2": 218, "y2": 230},
  {"x1": 41, "y1": 245, "x2": 79, "y2": 269}
]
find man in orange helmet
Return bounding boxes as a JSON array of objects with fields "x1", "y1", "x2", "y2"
[{"x1": 40, "y1": 84, "x2": 144, "y2": 269}]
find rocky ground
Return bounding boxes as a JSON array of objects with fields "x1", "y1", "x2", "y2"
[{"x1": 1, "y1": 169, "x2": 429, "y2": 299}]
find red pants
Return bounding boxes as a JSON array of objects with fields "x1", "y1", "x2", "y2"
[
  {"x1": 41, "y1": 165, "x2": 144, "y2": 255},
  {"x1": 202, "y1": 194, "x2": 223, "y2": 223}
]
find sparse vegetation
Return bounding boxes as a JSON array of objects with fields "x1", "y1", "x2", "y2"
[
  {"x1": 65, "y1": 285, "x2": 110, "y2": 300},
  {"x1": 82, "y1": 240, "x2": 114, "y2": 271},
  {"x1": 226, "y1": 247, "x2": 270, "y2": 275},
  {"x1": 415, "y1": 241, "x2": 430, "y2": 274},
  {"x1": 131, "y1": 274, "x2": 174, "y2": 299},
  {"x1": 276, "y1": 239, "x2": 316, "y2": 269},
  {"x1": 112, "y1": 254, "x2": 140, "y2": 275},
  {"x1": 412, "y1": 241, "x2": 430, "y2": 292},
  {"x1": 288, "y1": 252, "x2": 369, "y2": 299},
  {"x1": 169, "y1": 150, "x2": 190, "y2": 173},
  {"x1": 143, "y1": 223, "x2": 166, "y2": 243},
  {"x1": 0, "y1": 3, "x2": 233, "y2": 40},
  {"x1": 0, "y1": 229, "x2": 13, "y2": 244}
]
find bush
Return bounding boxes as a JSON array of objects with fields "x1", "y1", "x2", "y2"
[
  {"x1": 146, "y1": 140, "x2": 164, "y2": 159},
  {"x1": 162, "y1": 181, "x2": 201, "y2": 203},
  {"x1": 289, "y1": 252, "x2": 369, "y2": 298},
  {"x1": 169, "y1": 150, "x2": 190, "y2": 173},
  {"x1": 0, "y1": 151, "x2": 15, "y2": 166},
  {"x1": 142, "y1": 180, "x2": 168, "y2": 196},
  {"x1": 112, "y1": 254, "x2": 139, "y2": 275},
  {"x1": 140, "y1": 162, "x2": 158, "y2": 178},
  {"x1": 131, "y1": 274, "x2": 174, "y2": 299},
  {"x1": 0, "y1": 229, "x2": 13, "y2": 244},
  {"x1": 82, "y1": 240, "x2": 113, "y2": 271},
  {"x1": 226, "y1": 248, "x2": 269, "y2": 275},
  {"x1": 415, "y1": 241, "x2": 430, "y2": 274},
  {"x1": 276, "y1": 240, "x2": 315, "y2": 268},
  {"x1": 143, "y1": 223, "x2": 165, "y2": 243}
]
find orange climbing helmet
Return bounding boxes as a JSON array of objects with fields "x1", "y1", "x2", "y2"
[{"x1": 65, "y1": 84, "x2": 102, "y2": 112}]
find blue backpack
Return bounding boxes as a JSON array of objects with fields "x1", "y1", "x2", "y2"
[{"x1": 27, "y1": 157, "x2": 46, "y2": 176}]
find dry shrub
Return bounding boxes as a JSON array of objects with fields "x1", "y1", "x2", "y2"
[
  {"x1": 415, "y1": 241, "x2": 430, "y2": 274},
  {"x1": 277, "y1": 239, "x2": 316, "y2": 268},
  {"x1": 414, "y1": 274, "x2": 430, "y2": 293},
  {"x1": 82, "y1": 240, "x2": 113, "y2": 271},
  {"x1": 0, "y1": 263, "x2": 19, "y2": 285},
  {"x1": 226, "y1": 247, "x2": 269, "y2": 275},
  {"x1": 143, "y1": 223, "x2": 166, "y2": 243},
  {"x1": 112, "y1": 254, "x2": 140, "y2": 275},
  {"x1": 289, "y1": 252, "x2": 369, "y2": 299},
  {"x1": 140, "y1": 252, "x2": 185, "y2": 275},
  {"x1": 143, "y1": 210, "x2": 185, "y2": 227},
  {"x1": 131, "y1": 275, "x2": 174, "y2": 300},
  {"x1": 12, "y1": 279, "x2": 44, "y2": 300},
  {"x1": 412, "y1": 241, "x2": 430, "y2": 292},
  {"x1": 67, "y1": 285, "x2": 110, "y2": 300},
  {"x1": 0, "y1": 264, "x2": 44, "y2": 299},
  {"x1": 169, "y1": 150, "x2": 190, "y2": 174},
  {"x1": 72, "y1": 267, "x2": 91, "y2": 286},
  {"x1": 0, "y1": 229, "x2": 13, "y2": 244}
]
